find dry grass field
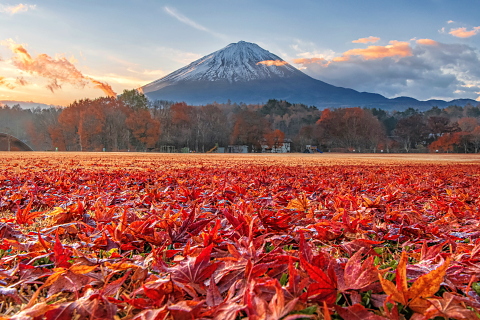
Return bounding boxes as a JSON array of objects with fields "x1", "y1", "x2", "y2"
[{"x1": 2, "y1": 151, "x2": 480, "y2": 172}]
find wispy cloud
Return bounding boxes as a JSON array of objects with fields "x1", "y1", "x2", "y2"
[
  {"x1": 352, "y1": 36, "x2": 380, "y2": 44},
  {"x1": 0, "y1": 3, "x2": 36, "y2": 15},
  {"x1": 164, "y1": 6, "x2": 226, "y2": 40},
  {"x1": 1, "y1": 38, "x2": 116, "y2": 97},
  {"x1": 449, "y1": 26, "x2": 480, "y2": 38}
]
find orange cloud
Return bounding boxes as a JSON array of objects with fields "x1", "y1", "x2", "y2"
[
  {"x1": 15, "y1": 76, "x2": 27, "y2": 86},
  {"x1": 1, "y1": 39, "x2": 116, "y2": 97},
  {"x1": 416, "y1": 39, "x2": 438, "y2": 46},
  {"x1": 292, "y1": 57, "x2": 328, "y2": 65},
  {"x1": 0, "y1": 76, "x2": 15, "y2": 89},
  {"x1": 0, "y1": 4, "x2": 36, "y2": 15},
  {"x1": 352, "y1": 36, "x2": 380, "y2": 44},
  {"x1": 88, "y1": 78, "x2": 116, "y2": 97},
  {"x1": 449, "y1": 26, "x2": 480, "y2": 38},
  {"x1": 332, "y1": 56, "x2": 349, "y2": 62},
  {"x1": 256, "y1": 60, "x2": 288, "y2": 66},
  {"x1": 341, "y1": 40, "x2": 412, "y2": 60},
  {"x1": 293, "y1": 40, "x2": 413, "y2": 68}
]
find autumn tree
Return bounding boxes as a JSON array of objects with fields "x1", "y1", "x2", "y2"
[
  {"x1": 471, "y1": 126, "x2": 480, "y2": 153},
  {"x1": 118, "y1": 90, "x2": 161, "y2": 151},
  {"x1": 26, "y1": 107, "x2": 61, "y2": 151},
  {"x1": 230, "y1": 108, "x2": 271, "y2": 152},
  {"x1": 457, "y1": 117, "x2": 478, "y2": 133},
  {"x1": 393, "y1": 114, "x2": 428, "y2": 152},
  {"x1": 196, "y1": 104, "x2": 229, "y2": 152},
  {"x1": 96, "y1": 97, "x2": 129, "y2": 151},
  {"x1": 316, "y1": 107, "x2": 385, "y2": 151},
  {"x1": 429, "y1": 132, "x2": 461, "y2": 152},
  {"x1": 427, "y1": 116, "x2": 460, "y2": 141},
  {"x1": 125, "y1": 108, "x2": 161, "y2": 151},
  {"x1": 264, "y1": 129, "x2": 285, "y2": 152},
  {"x1": 119, "y1": 89, "x2": 149, "y2": 110},
  {"x1": 293, "y1": 125, "x2": 317, "y2": 152}
]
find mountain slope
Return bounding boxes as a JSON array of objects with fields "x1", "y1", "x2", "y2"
[{"x1": 141, "y1": 41, "x2": 477, "y2": 109}]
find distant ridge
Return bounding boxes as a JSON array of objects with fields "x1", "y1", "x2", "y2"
[
  {"x1": 0, "y1": 100, "x2": 59, "y2": 109},
  {"x1": 141, "y1": 41, "x2": 477, "y2": 110}
]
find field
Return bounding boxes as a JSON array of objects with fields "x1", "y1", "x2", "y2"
[{"x1": 1, "y1": 152, "x2": 480, "y2": 319}]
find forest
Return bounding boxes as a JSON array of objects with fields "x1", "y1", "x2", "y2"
[{"x1": 1, "y1": 89, "x2": 480, "y2": 153}]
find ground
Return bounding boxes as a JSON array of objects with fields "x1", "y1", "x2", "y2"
[{"x1": 1, "y1": 152, "x2": 480, "y2": 319}]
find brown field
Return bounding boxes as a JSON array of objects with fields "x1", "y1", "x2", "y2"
[{"x1": 1, "y1": 151, "x2": 480, "y2": 172}]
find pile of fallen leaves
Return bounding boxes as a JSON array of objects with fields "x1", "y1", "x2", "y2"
[{"x1": 1, "y1": 154, "x2": 480, "y2": 319}]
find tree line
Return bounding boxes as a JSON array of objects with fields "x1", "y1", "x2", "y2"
[{"x1": 1, "y1": 90, "x2": 480, "y2": 153}]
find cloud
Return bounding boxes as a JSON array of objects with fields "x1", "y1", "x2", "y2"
[
  {"x1": 292, "y1": 57, "x2": 329, "y2": 66},
  {"x1": 16, "y1": 76, "x2": 27, "y2": 86},
  {"x1": 416, "y1": 39, "x2": 439, "y2": 46},
  {"x1": 164, "y1": 6, "x2": 226, "y2": 40},
  {"x1": 293, "y1": 40, "x2": 480, "y2": 101},
  {"x1": 449, "y1": 26, "x2": 480, "y2": 38},
  {"x1": 256, "y1": 60, "x2": 288, "y2": 66},
  {"x1": 1, "y1": 39, "x2": 116, "y2": 97},
  {"x1": 0, "y1": 3, "x2": 36, "y2": 15},
  {"x1": 341, "y1": 41, "x2": 413, "y2": 60},
  {"x1": 447, "y1": 20, "x2": 455, "y2": 24},
  {"x1": 352, "y1": 36, "x2": 380, "y2": 44},
  {"x1": 0, "y1": 76, "x2": 15, "y2": 89}
]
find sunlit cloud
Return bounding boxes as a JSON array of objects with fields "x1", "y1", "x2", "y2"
[
  {"x1": 292, "y1": 41, "x2": 412, "y2": 65},
  {"x1": 292, "y1": 57, "x2": 329, "y2": 66},
  {"x1": 164, "y1": 6, "x2": 227, "y2": 40},
  {"x1": 0, "y1": 76, "x2": 15, "y2": 89},
  {"x1": 0, "y1": 3, "x2": 36, "y2": 15},
  {"x1": 416, "y1": 39, "x2": 438, "y2": 46},
  {"x1": 449, "y1": 26, "x2": 480, "y2": 38},
  {"x1": 256, "y1": 60, "x2": 288, "y2": 66},
  {"x1": 16, "y1": 76, "x2": 27, "y2": 86},
  {"x1": 292, "y1": 39, "x2": 480, "y2": 101},
  {"x1": 1, "y1": 39, "x2": 116, "y2": 97},
  {"x1": 341, "y1": 41, "x2": 413, "y2": 60},
  {"x1": 447, "y1": 20, "x2": 455, "y2": 24},
  {"x1": 352, "y1": 36, "x2": 380, "y2": 44}
]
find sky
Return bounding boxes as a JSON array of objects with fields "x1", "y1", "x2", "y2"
[{"x1": 1, "y1": 0, "x2": 480, "y2": 106}]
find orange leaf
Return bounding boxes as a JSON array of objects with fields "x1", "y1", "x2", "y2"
[
  {"x1": 43, "y1": 268, "x2": 67, "y2": 287},
  {"x1": 407, "y1": 256, "x2": 451, "y2": 313},
  {"x1": 378, "y1": 274, "x2": 406, "y2": 305},
  {"x1": 396, "y1": 251, "x2": 408, "y2": 296},
  {"x1": 286, "y1": 194, "x2": 310, "y2": 211},
  {"x1": 69, "y1": 264, "x2": 97, "y2": 275},
  {"x1": 105, "y1": 261, "x2": 141, "y2": 270}
]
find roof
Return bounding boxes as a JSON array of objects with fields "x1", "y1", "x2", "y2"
[{"x1": 0, "y1": 133, "x2": 33, "y2": 151}]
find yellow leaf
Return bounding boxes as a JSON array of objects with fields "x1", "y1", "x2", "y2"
[
  {"x1": 378, "y1": 274, "x2": 406, "y2": 305},
  {"x1": 69, "y1": 264, "x2": 97, "y2": 275},
  {"x1": 48, "y1": 207, "x2": 66, "y2": 216}
]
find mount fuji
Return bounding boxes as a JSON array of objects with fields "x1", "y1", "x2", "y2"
[{"x1": 140, "y1": 41, "x2": 476, "y2": 109}]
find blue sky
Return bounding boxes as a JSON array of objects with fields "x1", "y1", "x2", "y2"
[{"x1": 1, "y1": 0, "x2": 479, "y2": 106}]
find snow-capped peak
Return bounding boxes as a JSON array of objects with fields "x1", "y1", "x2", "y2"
[{"x1": 142, "y1": 41, "x2": 305, "y2": 93}]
